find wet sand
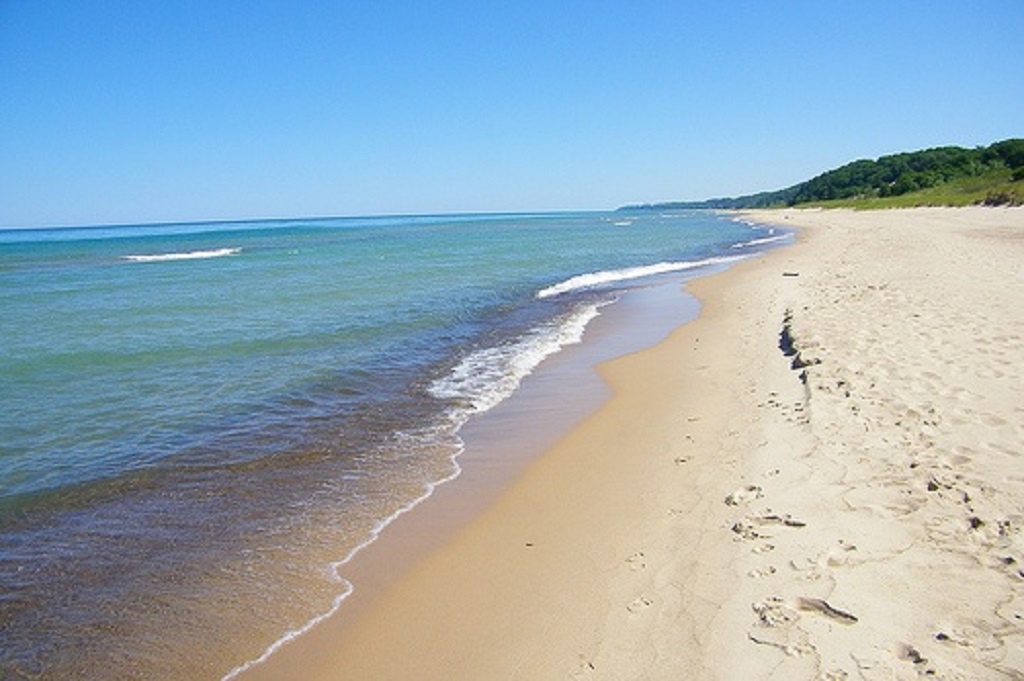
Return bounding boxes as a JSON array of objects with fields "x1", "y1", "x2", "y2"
[{"x1": 241, "y1": 207, "x2": 1024, "y2": 680}]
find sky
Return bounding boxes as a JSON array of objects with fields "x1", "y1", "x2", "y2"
[{"x1": 1, "y1": 1, "x2": 1022, "y2": 228}]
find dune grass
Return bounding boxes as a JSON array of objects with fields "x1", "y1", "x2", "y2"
[{"x1": 803, "y1": 168, "x2": 1023, "y2": 209}]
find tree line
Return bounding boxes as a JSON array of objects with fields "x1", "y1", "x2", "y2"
[{"x1": 621, "y1": 138, "x2": 1024, "y2": 210}]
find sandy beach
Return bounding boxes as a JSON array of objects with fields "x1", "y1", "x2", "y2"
[{"x1": 243, "y1": 207, "x2": 1024, "y2": 680}]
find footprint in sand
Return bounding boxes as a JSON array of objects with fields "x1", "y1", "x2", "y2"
[
  {"x1": 747, "y1": 565, "x2": 777, "y2": 579},
  {"x1": 747, "y1": 630, "x2": 815, "y2": 658},
  {"x1": 895, "y1": 642, "x2": 927, "y2": 665},
  {"x1": 758, "y1": 513, "x2": 807, "y2": 527},
  {"x1": 733, "y1": 513, "x2": 807, "y2": 541},
  {"x1": 933, "y1": 623, "x2": 1004, "y2": 652},
  {"x1": 570, "y1": 657, "x2": 597, "y2": 678},
  {"x1": 731, "y1": 520, "x2": 764, "y2": 541},
  {"x1": 626, "y1": 551, "x2": 647, "y2": 571},
  {"x1": 724, "y1": 485, "x2": 764, "y2": 506},
  {"x1": 752, "y1": 596, "x2": 797, "y2": 627},
  {"x1": 626, "y1": 596, "x2": 653, "y2": 615}
]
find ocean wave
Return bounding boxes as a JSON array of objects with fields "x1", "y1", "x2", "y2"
[
  {"x1": 428, "y1": 302, "x2": 607, "y2": 415},
  {"x1": 730, "y1": 234, "x2": 791, "y2": 249},
  {"x1": 224, "y1": 301, "x2": 611, "y2": 679},
  {"x1": 536, "y1": 256, "x2": 744, "y2": 299},
  {"x1": 223, "y1": 304, "x2": 609, "y2": 679},
  {"x1": 122, "y1": 247, "x2": 241, "y2": 263}
]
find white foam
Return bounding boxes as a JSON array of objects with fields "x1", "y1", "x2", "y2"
[
  {"x1": 220, "y1": 249, "x2": 759, "y2": 678},
  {"x1": 122, "y1": 247, "x2": 241, "y2": 262},
  {"x1": 220, "y1": 578, "x2": 354, "y2": 680},
  {"x1": 221, "y1": 438, "x2": 464, "y2": 681},
  {"x1": 429, "y1": 302, "x2": 607, "y2": 414},
  {"x1": 223, "y1": 304, "x2": 611, "y2": 680},
  {"x1": 730, "y1": 234, "x2": 791, "y2": 249},
  {"x1": 536, "y1": 256, "x2": 743, "y2": 299}
]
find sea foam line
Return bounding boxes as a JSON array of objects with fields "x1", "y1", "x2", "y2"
[
  {"x1": 536, "y1": 255, "x2": 744, "y2": 299},
  {"x1": 222, "y1": 302, "x2": 608, "y2": 680},
  {"x1": 429, "y1": 301, "x2": 608, "y2": 414},
  {"x1": 122, "y1": 247, "x2": 241, "y2": 263},
  {"x1": 730, "y1": 234, "x2": 791, "y2": 249},
  {"x1": 221, "y1": 454, "x2": 463, "y2": 681}
]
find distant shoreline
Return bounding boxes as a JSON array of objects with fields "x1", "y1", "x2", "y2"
[{"x1": 619, "y1": 138, "x2": 1024, "y2": 211}]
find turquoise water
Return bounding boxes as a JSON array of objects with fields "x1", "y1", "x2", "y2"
[{"x1": 0, "y1": 211, "x2": 787, "y2": 678}]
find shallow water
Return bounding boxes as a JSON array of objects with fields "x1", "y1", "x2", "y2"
[{"x1": 0, "y1": 210, "x2": 787, "y2": 678}]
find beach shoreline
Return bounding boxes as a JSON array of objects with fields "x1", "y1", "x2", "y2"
[
  {"x1": 231, "y1": 255, "x2": 731, "y2": 680},
  {"x1": 239, "y1": 207, "x2": 1024, "y2": 680}
]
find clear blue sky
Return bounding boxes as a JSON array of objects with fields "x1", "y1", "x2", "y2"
[{"x1": 2, "y1": 1, "x2": 1021, "y2": 227}]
